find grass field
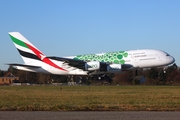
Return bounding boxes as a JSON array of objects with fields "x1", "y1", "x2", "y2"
[{"x1": 0, "y1": 85, "x2": 180, "y2": 111}]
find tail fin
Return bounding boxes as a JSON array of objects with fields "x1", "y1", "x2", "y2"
[
  {"x1": 8, "y1": 32, "x2": 67, "y2": 72},
  {"x1": 8, "y1": 32, "x2": 45, "y2": 65}
]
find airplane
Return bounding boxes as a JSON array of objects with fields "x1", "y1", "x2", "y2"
[{"x1": 7, "y1": 32, "x2": 175, "y2": 76}]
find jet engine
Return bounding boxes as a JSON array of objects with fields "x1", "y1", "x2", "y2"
[
  {"x1": 107, "y1": 64, "x2": 122, "y2": 73},
  {"x1": 85, "y1": 61, "x2": 100, "y2": 71}
]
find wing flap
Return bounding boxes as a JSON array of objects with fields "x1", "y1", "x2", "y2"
[
  {"x1": 47, "y1": 56, "x2": 85, "y2": 69},
  {"x1": 47, "y1": 56, "x2": 85, "y2": 63}
]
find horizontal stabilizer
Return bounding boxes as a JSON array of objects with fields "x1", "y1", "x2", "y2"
[{"x1": 6, "y1": 63, "x2": 41, "y2": 68}]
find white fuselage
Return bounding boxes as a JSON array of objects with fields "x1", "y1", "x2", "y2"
[
  {"x1": 9, "y1": 32, "x2": 175, "y2": 75},
  {"x1": 119, "y1": 49, "x2": 174, "y2": 68},
  {"x1": 16, "y1": 49, "x2": 175, "y2": 75}
]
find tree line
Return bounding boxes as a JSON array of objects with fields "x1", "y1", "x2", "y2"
[{"x1": 0, "y1": 63, "x2": 179, "y2": 85}]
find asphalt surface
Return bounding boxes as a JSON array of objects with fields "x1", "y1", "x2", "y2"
[{"x1": 0, "y1": 111, "x2": 180, "y2": 120}]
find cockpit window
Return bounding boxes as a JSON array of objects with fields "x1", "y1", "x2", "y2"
[
  {"x1": 163, "y1": 51, "x2": 170, "y2": 56},
  {"x1": 166, "y1": 54, "x2": 170, "y2": 56}
]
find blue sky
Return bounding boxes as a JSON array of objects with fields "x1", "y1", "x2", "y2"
[{"x1": 0, "y1": 0, "x2": 180, "y2": 70}]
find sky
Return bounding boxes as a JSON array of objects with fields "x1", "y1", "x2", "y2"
[{"x1": 0, "y1": 0, "x2": 180, "y2": 70}]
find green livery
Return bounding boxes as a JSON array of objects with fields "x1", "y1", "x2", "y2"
[{"x1": 73, "y1": 51, "x2": 128, "y2": 64}]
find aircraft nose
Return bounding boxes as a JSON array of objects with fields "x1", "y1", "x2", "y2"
[
  {"x1": 168, "y1": 56, "x2": 175, "y2": 64},
  {"x1": 172, "y1": 56, "x2": 175, "y2": 63}
]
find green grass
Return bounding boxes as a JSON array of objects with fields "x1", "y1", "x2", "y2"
[{"x1": 0, "y1": 85, "x2": 180, "y2": 111}]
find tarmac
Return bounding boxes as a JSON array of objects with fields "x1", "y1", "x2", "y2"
[{"x1": 0, "y1": 111, "x2": 180, "y2": 120}]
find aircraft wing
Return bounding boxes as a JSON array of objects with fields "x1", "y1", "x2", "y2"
[
  {"x1": 47, "y1": 56, "x2": 134, "y2": 71},
  {"x1": 47, "y1": 56, "x2": 86, "y2": 69},
  {"x1": 6, "y1": 63, "x2": 41, "y2": 68}
]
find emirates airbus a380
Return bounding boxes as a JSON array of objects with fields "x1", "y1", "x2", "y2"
[{"x1": 7, "y1": 32, "x2": 175, "y2": 75}]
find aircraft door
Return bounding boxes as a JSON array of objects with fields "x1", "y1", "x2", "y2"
[
  {"x1": 157, "y1": 54, "x2": 162, "y2": 61},
  {"x1": 131, "y1": 54, "x2": 139, "y2": 67}
]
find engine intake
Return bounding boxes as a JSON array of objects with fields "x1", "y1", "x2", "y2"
[
  {"x1": 107, "y1": 64, "x2": 122, "y2": 73},
  {"x1": 85, "y1": 61, "x2": 100, "y2": 71}
]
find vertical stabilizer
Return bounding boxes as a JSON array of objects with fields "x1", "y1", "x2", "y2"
[
  {"x1": 8, "y1": 32, "x2": 67, "y2": 72},
  {"x1": 8, "y1": 32, "x2": 45, "y2": 65}
]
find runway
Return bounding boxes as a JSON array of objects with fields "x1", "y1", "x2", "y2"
[{"x1": 0, "y1": 111, "x2": 180, "y2": 120}]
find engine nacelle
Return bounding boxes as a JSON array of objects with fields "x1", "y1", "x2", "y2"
[
  {"x1": 85, "y1": 61, "x2": 100, "y2": 71},
  {"x1": 107, "y1": 64, "x2": 122, "y2": 73}
]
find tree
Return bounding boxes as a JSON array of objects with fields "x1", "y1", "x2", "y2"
[
  {"x1": 0, "y1": 70, "x2": 4, "y2": 77},
  {"x1": 148, "y1": 68, "x2": 159, "y2": 80},
  {"x1": 113, "y1": 71, "x2": 133, "y2": 85}
]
